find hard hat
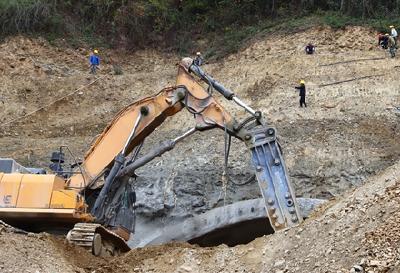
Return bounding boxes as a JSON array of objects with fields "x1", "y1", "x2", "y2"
[
  {"x1": 300, "y1": 80, "x2": 305, "y2": 84},
  {"x1": 94, "y1": 49, "x2": 99, "y2": 54},
  {"x1": 390, "y1": 25, "x2": 394, "y2": 28},
  {"x1": 385, "y1": 33, "x2": 389, "y2": 36},
  {"x1": 196, "y1": 52, "x2": 201, "y2": 55}
]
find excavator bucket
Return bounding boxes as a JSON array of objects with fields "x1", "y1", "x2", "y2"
[{"x1": 247, "y1": 126, "x2": 302, "y2": 231}]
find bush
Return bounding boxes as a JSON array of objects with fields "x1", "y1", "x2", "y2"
[
  {"x1": 3, "y1": 1, "x2": 400, "y2": 58},
  {"x1": 0, "y1": 0, "x2": 58, "y2": 36},
  {"x1": 367, "y1": 18, "x2": 400, "y2": 33},
  {"x1": 323, "y1": 12, "x2": 354, "y2": 29}
]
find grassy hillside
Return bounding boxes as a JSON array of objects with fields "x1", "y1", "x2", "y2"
[{"x1": 1, "y1": 0, "x2": 400, "y2": 58}]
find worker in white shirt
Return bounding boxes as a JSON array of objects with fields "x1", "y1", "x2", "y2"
[{"x1": 390, "y1": 25, "x2": 398, "y2": 46}]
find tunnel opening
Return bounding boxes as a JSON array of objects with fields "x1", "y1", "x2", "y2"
[{"x1": 188, "y1": 217, "x2": 275, "y2": 247}]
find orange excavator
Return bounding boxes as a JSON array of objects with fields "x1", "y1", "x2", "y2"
[{"x1": 0, "y1": 58, "x2": 302, "y2": 255}]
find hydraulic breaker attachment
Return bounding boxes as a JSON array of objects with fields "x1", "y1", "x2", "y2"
[
  {"x1": 246, "y1": 126, "x2": 302, "y2": 231},
  {"x1": 187, "y1": 60, "x2": 302, "y2": 230}
]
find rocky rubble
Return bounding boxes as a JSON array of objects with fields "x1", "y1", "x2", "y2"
[
  {"x1": 90, "y1": 160, "x2": 400, "y2": 273},
  {"x1": 0, "y1": 26, "x2": 398, "y2": 272}
]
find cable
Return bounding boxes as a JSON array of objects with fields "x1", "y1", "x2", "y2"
[
  {"x1": 0, "y1": 76, "x2": 105, "y2": 128},
  {"x1": 319, "y1": 57, "x2": 385, "y2": 67},
  {"x1": 222, "y1": 122, "x2": 256, "y2": 186},
  {"x1": 319, "y1": 74, "x2": 385, "y2": 87}
]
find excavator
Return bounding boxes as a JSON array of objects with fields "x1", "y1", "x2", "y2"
[{"x1": 0, "y1": 58, "x2": 302, "y2": 256}]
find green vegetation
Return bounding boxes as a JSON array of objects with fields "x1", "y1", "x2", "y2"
[
  {"x1": 1, "y1": 0, "x2": 400, "y2": 57},
  {"x1": 0, "y1": 0, "x2": 57, "y2": 35}
]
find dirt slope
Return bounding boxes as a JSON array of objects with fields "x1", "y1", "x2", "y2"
[
  {"x1": 94, "y1": 161, "x2": 400, "y2": 273},
  {"x1": 0, "y1": 26, "x2": 399, "y2": 273},
  {"x1": 0, "y1": 27, "x2": 398, "y2": 201},
  {"x1": 2, "y1": 161, "x2": 399, "y2": 273},
  {"x1": 0, "y1": 224, "x2": 107, "y2": 273}
]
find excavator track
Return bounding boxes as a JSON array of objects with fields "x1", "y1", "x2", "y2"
[{"x1": 66, "y1": 223, "x2": 130, "y2": 256}]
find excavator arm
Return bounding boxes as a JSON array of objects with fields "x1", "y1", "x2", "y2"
[{"x1": 67, "y1": 59, "x2": 301, "y2": 239}]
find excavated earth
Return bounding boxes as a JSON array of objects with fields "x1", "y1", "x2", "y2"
[{"x1": 0, "y1": 26, "x2": 399, "y2": 272}]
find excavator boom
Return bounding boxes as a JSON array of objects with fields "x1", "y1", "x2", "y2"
[
  {"x1": 88, "y1": 60, "x2": 302, "y2": 232},
  {"x1": 0, "y1": 58, "x2": 302, "y2": 256}
]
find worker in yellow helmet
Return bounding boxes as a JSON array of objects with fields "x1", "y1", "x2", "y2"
[
  {"x1": 89, "y1": 49, "x2": 100, "y2": 74},
  {"x1": 295, "y1": 80, "x2": 307, "y2": 108},
  {"x1": 193, "y1": 51, "x2": 203, "y2": 66}
]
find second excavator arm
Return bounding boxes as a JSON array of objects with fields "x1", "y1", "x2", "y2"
[{"x1": 68, "y1": 58, "x2": 302, "y2": 237}]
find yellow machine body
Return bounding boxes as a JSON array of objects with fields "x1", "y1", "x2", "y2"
[
  {"x1": 0, "y1": 173, "x2": 92, "y2": 225},
  {"x1": 0, "y1": 64, "x2": 229, "y2": 234},
  {"x1": 0, "y1": 61, "x2": 303, "y2": 253}
]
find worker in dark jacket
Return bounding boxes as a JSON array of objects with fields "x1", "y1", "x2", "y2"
[
  {"x1": 378, "y1": 33, "x2": 389, "y2": 49},
  {"x1": 193, "y1": 52, "x2": 203, "y2": 66},
  {"x1": 305, "y1": 43, "x2": 315, "y2": 54},
  {"x1": 295, "y1": 80, "x2": 307, "y2": 107},
  {"x1": 89, "y1": 49, "x2": 100, "y2": 74}
]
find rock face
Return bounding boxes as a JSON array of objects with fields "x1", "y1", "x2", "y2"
[
  {"x1": 93, "y1": 160, "x2": 400, "y2": 273},
  {"x1": 0, "y1": 27, "x2": 399, "y2": 251},
  {"x1": 130, "y1": 197, "x2": 326, "y2": 248},
  {"x1": 133, "y1": 163, "x2": 258, "y2": 219},
  {"x1": 1, "y1": 28, "x2": 398, "y2": 198},
  {"x1": 0, "y1": 26, "x2": 399, "y2": 273},
  {"x1": 130, "y1": 161, "x2": 262, "y2": 246}
]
